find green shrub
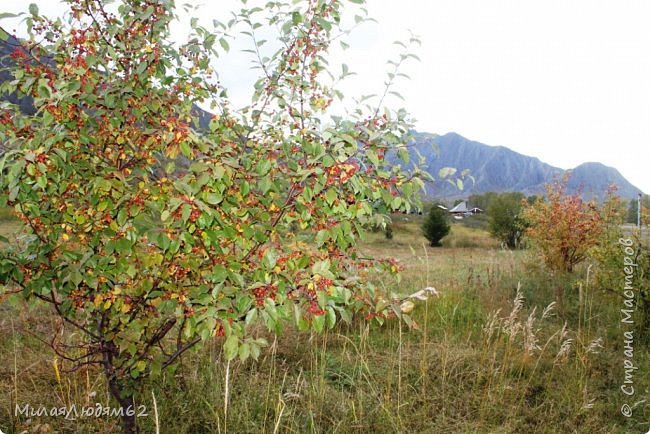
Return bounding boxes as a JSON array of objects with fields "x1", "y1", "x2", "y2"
[
  {"x1": 488, "y1": 192, "x2": 527, "y2": 249},
  {"x1": 422, "y1": 205, "x2": 450, "y2": 247}
]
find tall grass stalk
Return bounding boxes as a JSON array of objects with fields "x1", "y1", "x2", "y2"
[{"x1": 151, "y1": 390, "x2": 160, "y2": 434}]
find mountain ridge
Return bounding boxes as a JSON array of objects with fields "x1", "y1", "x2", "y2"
[{"x1": 411, "y1": 131, "x2": 642, "y2": 201}]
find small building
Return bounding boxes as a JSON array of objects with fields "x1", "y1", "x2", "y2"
[
  {"x1": 449, "y1": 201, "x2": 469, "y2": 216},
  {"x1": 449, "y1": 201, "x2": 483, "y2": 218}
]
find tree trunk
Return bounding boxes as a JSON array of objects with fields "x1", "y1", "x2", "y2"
[
  {"x1": 106, "y1": 373, "x2": 138, "y2": 434},
  {"x1": 102, "y1": 343, "x2": 138, "y2": 433}
]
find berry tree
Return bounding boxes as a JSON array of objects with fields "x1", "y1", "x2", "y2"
[
  {"x1": 0, "y1": 0, "x2": 424, "y2": 432},
  {"x1": 523, "y1": 175, "x2": 602, "y2": 274}
]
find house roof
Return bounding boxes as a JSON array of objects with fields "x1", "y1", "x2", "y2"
[{"x1": 449, "y1": 201, "x2": 469, "y2": 213}]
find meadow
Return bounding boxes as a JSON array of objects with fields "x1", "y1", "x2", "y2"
[{"x1": 1, "y1": 214, "x2": 649, "y2": 433}]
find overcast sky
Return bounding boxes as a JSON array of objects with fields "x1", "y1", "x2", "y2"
[{"x1": 4, "y1": 0, "x2": 649, "y2": 193}]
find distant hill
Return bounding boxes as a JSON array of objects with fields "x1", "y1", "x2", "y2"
[{"x1": 411, "y1": 132, "x2": 642, "y2": 201}]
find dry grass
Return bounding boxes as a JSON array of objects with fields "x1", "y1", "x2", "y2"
[{"x1": 0, "y1": 221, "x2": 21, "y2": 241}]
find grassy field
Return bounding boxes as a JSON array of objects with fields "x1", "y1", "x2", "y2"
[{"x1": 1, "y1": 214, "x2": 649, "y2": 433}]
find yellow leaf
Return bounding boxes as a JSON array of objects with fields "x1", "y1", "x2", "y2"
[{"x1": 93, "y1": 294, "x2": 103, "y2": 308}]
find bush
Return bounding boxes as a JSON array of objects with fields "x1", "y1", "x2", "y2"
[
  {"x1": 422, "y1": 205, "x2": 450, "y2": 247},
  {"x1": 0, "y1": 1, "x2": 423, "y2": 432},
  {"x1": 592, "y1": 190, "x2": 650, "y2": 337},
  {"x1": 488, "y1": 192, "x2": 527, "y2": 249},
  {"x1": 523, "y1": 175, "x2": 602, "y2": 273}
]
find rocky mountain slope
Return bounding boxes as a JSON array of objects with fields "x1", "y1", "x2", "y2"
[{"x1": 412, "y1": 132, "x2": 642, "y2": 200}]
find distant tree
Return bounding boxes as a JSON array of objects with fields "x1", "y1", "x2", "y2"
[
  {"x1": 468, "y1": 192, "x2": 497, "y2": 212},
  {"x1": 626, "y1": 194, "x2": 650, "y2": 225},
  {"x1": 523, "y1": 176, "x2": 603, "y2": 273},
  {"x1": 488, "y1": 192, "x2": 527, "y2": 249},
  {"x1": 422, "y1": 205, "x2": 450, "y2": 247},
  {"x1": 526, "y1": 195, "x2": 540, "y2": 206},
  {"x1": 591, "y1": 186, "x2": 628, "y2": 293}
]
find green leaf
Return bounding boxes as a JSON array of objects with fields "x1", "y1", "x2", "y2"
[
  {"x1": 117, "y1": 208, "x2": 128, "y2": 227},
  {"x1": 245, "y1": 308, "x2": 258, "y2": 327},
  {"x1": 180, "y1": 141, "x2": 192, "y2": 158},
  {"x1": 0, "y1": 12, "x2": 21, "y2": 19},
  {"x1": 204, "y1": 192, "x2": 222, "y2": 205},
  {"x1": 239, "y1": 343, "x2": 251, "y2": 361},
  {"x1": 438, "y1": 167, "x2": 457, "y2": 178},
  {"x1": 28, "y1": 3, "x2": 39, "y2": 16},
  {"x1": 36, "y1": 176, "x2": 47, "y2": 189},
  {"x1": 157, "y1": 233, "x2": 171, "y2": 251},
  {"x1": 326, "y1": 306, "x2": 336, "y2": 329},
  {"x1": 366, "y1": 149, "x2": 379, "y2": 166},
  {"x1": 257, "y1": 159, "x2": 271, "y2": 176},
  {"x1": 136, "y1": 60, "x2": 148, "y2": 75},
  {"x1": 313, "y1": 314, "x2": 325, "y2": 333},
  {"x1": 37, "y1": 79, "x2": 51, "y2": 98},
  {"x1": 263, "y1": 248, "x2": 277, "y2": 268},
  {"x1": 325, "y1": 188, "x2": 337, "y2": 206},
  {"x1": 317, "y1": 17, "x2": 332, "y2": 31},
  {"x1": 250, "y1": 342, "x2": 261, "y2": 360},
  {"x1": 181, "y1": 204, "x2": 192, "y2": 223},
  {"x1": 219, "y1": 38, "x2": 229, "y2": 52},
  {"x1": 224, "y1": 335, "x2": 238, "y2": 360}
]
